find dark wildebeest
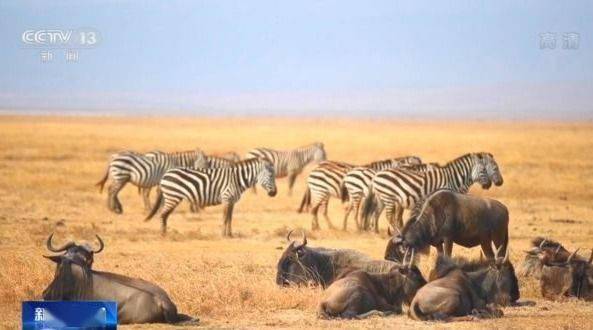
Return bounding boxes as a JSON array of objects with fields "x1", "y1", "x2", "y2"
[
  {"x1": 520, "y1": 238, "x2": 593, "y2": 301},
  {"x1": 42, "y1": 234, "x2": 196, "y2": 324},
  {"x1": 318, "y1": 250, "x2": 426, "y2": 319},
  {"x1": 409, "y1": 252, "x2": 519, "y2": 321},
  {"x1": 276, "y1": 230, "x2": 396, "y2": 288},
  {"x1": 384, "y1": 189, "x2": 509, "y2": 262}
]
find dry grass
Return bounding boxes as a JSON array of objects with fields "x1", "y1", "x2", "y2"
[{"x1": 1, "y1": 115, "x2": 593, "y2": 329}]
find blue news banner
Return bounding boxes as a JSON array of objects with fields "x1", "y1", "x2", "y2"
[{"x1": 22, "y1": 301, "x2": 117, "y2": 329}]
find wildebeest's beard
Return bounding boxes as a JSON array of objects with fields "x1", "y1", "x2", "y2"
[
  {"x1": 568, "y1": 261, "x2": 593, "y2": 299},
  {"x1": 43, "y1": 259, "x2": 93, "y2": 300}
]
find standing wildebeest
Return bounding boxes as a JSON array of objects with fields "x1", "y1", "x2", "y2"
[
  {"x1": 318, "y1": 251, "x2": 426, "y2": 319},
  {"x1": 521, "y1": 238, "x2": 593, "y2": 301},
  {"x1": 408, "y1": 253, "x2": 519, "y2": 321},
  {"x1": 384, "y1": 189, "x2": 509, "y2": 261},
  {"x1": 146, "y1": 158, "x2": 277, "y2": 237},
  {"x1": 276, "y1": 231, "x2": 396, "y2": 288},
  {"x1": 42, "y1": 234, "x2": 196, "y2": 324},
  {"x1": 361, "y1": 153, "x2": 497, "y2": 231},
  {"x1": 245, "y1": 142, "x2": 326, "y2": 195}
]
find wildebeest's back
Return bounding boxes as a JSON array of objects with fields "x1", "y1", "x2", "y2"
[{"x1": 329, "y1": 249, "x2": 397, "y2": 275}]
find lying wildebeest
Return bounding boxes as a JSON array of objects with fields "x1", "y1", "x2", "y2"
[
  {"x1": 318, "y1": 250, "x2": 426, "y2": 319},
  {"x1": 384, "y1": 189, "x2": 509, "y2": 262},
  {"x1": 519, "y1": 237, "x2": 593, "y2": 300},
  {"x1": 409, "y1": 252, "x2": 519, "y2": 321},
  {"x1": 42, "y1": 234, "x2": 196, "y2": 324},
  {"x1": 276, "y1": 230, "x2": 396, "y2": 288}
]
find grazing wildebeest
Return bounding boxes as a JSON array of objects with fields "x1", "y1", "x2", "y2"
[
  {"x1": 384, "y1": 189, "x2": 509, "y2": 262},
  {"x1": 42, "y1": 234, "x2": 196, "y2": 324},
  {"x1": 518, "y1": 237, "x2": 593, "y2": 300},
  {"x1": 276, "y1": 231, "x2": 396, "y2": 288},
  {"x1": 408, "y1": 252, "x2": 519, "y2": 321},
  {"x1": 318, "y1": 251, "x2": 426, "y2": 319}
]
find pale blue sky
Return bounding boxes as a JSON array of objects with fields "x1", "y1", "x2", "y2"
[{"x1": 0, "y1": 1, "x2": 591, "y2": 118}]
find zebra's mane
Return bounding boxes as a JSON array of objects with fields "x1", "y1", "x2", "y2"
[{"x1": 444, "y1": 153, "x2": 475, "y2": 166}]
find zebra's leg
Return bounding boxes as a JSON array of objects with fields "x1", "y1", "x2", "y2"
[
  {"x1": 352, "y1": 197, "x2": 362, "y2": 231},
  {"x1": 141, "y1": 187, "x2": 152, "y2": 212},
  {"x1": 159, "y1": 197, "x2": 181, "y2": 236},
  {"x1": 222, "y1": 202, "x2": 234, "y2": 237},
  {"x1": 322, "y1": 199, "x2": 335, "y2": 229},
  {"x1": 384, "y1": 204, "x2": 396, "y2": 233},
  {"x1": 372, "y1": 201, "x2": 385, "y2": 232},
  {"x1": 311, "y1": 202, "x2": 321, "y2": 231},
  {"x1": 342, "y1": 202, "x2": 352, "y2": 231},
  {"x1": 226, "y1": 202, "x2": 235, "y2": 237},
  {"x1": 107, "y1": 180, "x2": 127, "y2": 214},
  {"x1": 287, "y1": 172, "x2": 299, "y2": 196}
]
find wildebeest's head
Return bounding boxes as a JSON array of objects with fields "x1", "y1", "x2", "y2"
[
  {"x1": 312, "y1": 143, "x2": 327, "y2": 162},
  {"x1": 472, "y1": 248, "x2": 520, "y2": 305},
  {"x1": 471, "y1": 153, "x2": 492, "y2": 189},
  {"x1": 541, "y1": 248, "x2": 593, "y2": 300},
  {"x1": 389, "y1": 249, "x2": 427, "y2": 304},
  {"x1": 482, "y1": 152, "x2": 504, "y2": 186},
  {"x1": 43, "y1": 233, "x2": 104, "y2": 300},
  {"x1": 276, "y1": 230, "x2": 321, "y2": 286},
  {"x1": 384, "y1": 213, "x2": 432, "y2": 263},
  {"x1": 257, "y1": 159, "x2": 277, "y2": 197}
]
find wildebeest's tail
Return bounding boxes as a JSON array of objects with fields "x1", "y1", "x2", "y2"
[
  {"x1": 340, "y1": 183, "x2": 349, "y2": 203},
  {"x1": 297, "y1": 186, "x2": 311, "y2": 213},
  {"x1": 360, "y1": 188, "x2": 377, "y2": 225},
  {"x1": 408, "y1": 299, "x2": 428, "y2": 321},
  {"x1": 95, "y1": 166, "x2": 109, "y2": 193},
  {"x1": 145, "y1": 188, "x2": 163, "y2": 221}
]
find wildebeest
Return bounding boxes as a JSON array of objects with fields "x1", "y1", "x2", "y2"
[
  {"x1": 276, "y1": 230, "x2": 396, "y2": 288},
  {"x1": 522, "y1": 238, "x2": 593, "y2": 301},
  {"x1": 384, "y1": 189, "x2": 509, "y2": 262},
  {"x1": 42, "y1": 234, "x2": 196, "y2": 324},
  {"x1": 408, "y1": 252, "x2": 519, "y2": 321},
  {"x1": 317, "y1": 252, "x2": 426, "y2": 319}
]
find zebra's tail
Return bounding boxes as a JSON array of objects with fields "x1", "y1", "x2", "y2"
[
  {"x1": 95, "y1": 167, "x2": 109, "y2": 193},
  {"x1": 297, "y1": 186, "x2": 311, "y2": 213},
  {"x1": 145, "y1": 188, "x2": 163, "y2": 221},
  {"x1": 360, "y1": 188, "x2": 377, "y2": 226},
  {"x1": 340, "y1": 183, "x2": 349, "y2": 203}
]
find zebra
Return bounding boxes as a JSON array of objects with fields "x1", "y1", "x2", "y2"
[
  {"x1": 244, "y1": 142, "x2": 326, "y2": 195},
  {"x1": 145, "y1": 158, "x2": 277, "y2": 237},
  {"x1": 341, "y1": 158, "x2": 427, "y2": 231},
  {"x1": 96, "y1": 149, "x2": 208, "y2": 214},
  {"x1": 298, "y1": 156, "x2": 422, "y2": 231},
  {"x1": 360, "y1": 152, "x2": 495, "y2": 232}
]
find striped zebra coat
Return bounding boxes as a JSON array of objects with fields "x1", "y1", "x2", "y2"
[
  {"x1": 361, "y1": 153, "x2": 496, "y2": 231},
  {"x1": 298, "y1": 156, "x2": 422, "y2": 231},
  {"x1": 342, "y1": 158, "x2": 428, "y2": 231},
  {"x1": 96, "y1": 149, "x2": 207, "y2": 214},
  {"x1": 145, "y1": 158, "x2": 277, "y2": 237},
  {"x1": 245, "y1": 143, "x2": 326, "y2": 194}
]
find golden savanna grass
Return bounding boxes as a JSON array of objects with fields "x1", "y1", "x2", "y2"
[{"x1": 1, "y1": 115, "x2": 593, "y2": 329}]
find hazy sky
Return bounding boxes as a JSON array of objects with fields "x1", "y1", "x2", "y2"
[{"x1": 0, "y1": 1, "x2": 592, "y2": 119}]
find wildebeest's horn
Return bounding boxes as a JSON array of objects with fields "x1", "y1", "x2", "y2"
[
  {"x1": 494, "y1": 244, "x2": 503, "y2": 259},
  {"x1": 402, "y1": 247, "x2": 409, "y2": 266},
  {"x1": 286, "y1": 229, "x2": 294, "y2": 243},
  {"x1": 539, "y1": 239, "x2": 547, "y2": 249},
  {"x1": 503, "y1": 247, "x2": 510, "y2": 263},
  {"x1": 409, "y1": 248, "x2": 415, "y2": 268},
  {"x1": 301, "y1": 230, "x2": 307, "y2": 247},
  {"x1": 588, "y1": 249, "x2": 593, "y2": 264},
  {"x1": 553, "y1": 246, "x2": 561, "y2": 258},
  {"x1": 567, "y1": 248, "x2": 580, "y2": 264},
  {"x1": 46, "y1": 233, "x2": 75, "y2": 252},
  {"x1": 93, "y1": 235, "x2": 105, "y2": 253},
  {"x1": 387, "y1": 226, "x2": 392, "y2": 236}
]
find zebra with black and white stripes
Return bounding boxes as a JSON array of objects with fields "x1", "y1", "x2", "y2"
[
  {"x1": 244, "y1": 143, "x2": 326, "y2": 195},
  {"x1": 145, "y1": 158, "x2": 277, "y2": 237},
  {"x1": 360, "y1": 152, "x2": 497, "y2": 231},
  {"x1": 96, "y1": 149, "x2": 208, "y2": 214},
  {"x1": 342, "y1": 157, "x2": 426, "y2": 231},
  {"x1": 298, "y1": 156, "x2": 422, "y2": 231}
]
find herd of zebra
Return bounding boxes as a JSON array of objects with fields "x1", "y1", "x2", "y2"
[{"x1": 95, "y1": 142, "x2": 503, "y2": 238}]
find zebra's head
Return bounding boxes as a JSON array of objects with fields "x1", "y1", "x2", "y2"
[
  {"x1": 257, "y1": 159, "x2": 277, "y2": 197},
  {"x1": 312, "y1": 143, "x2": 327, "y2": 162},
  {"x1": 193, "y1": 151, "x2": 209, "y2": 169},
  {"x1": 471, "y1": 153, "x2": 492, "y2": 189},
  {"x1": 482, "y1": 152, "x2": 504, "y2": 186},
  {"x1": 402, "y1": 156, "x2": 422, "y2": 166}
]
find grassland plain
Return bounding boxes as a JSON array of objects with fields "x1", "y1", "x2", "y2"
[{"x1": 0, "y1": 115, "x2": 593, "y2": 329}]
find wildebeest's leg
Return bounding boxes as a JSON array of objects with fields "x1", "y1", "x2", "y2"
[
  {"x1": 107, "y1": 179, "x2": 127, "y2": 214},
  {"x1": 444, "y1": 239, "x2": 453, "y2": 257},
  {"x1": 480, "y1": 240, "x2": 496, "y2": 260},
  {"x1": 287, "y1": 171, "x2": 299, "y2": 196},
  {"x1": 141, "y1": 187, "x2": 152, "y2": 212},
  {"x1": 493, "y1": 231, "x2": 509, "y2": 259},
  {"x1": 435, "y1": 243, "x2": 444, "y2": 254},
  {"x1": 322, "y1": 199, "x2": 335, "y2": 229}
]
